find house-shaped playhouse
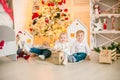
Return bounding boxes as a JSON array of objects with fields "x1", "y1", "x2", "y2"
[{"x1": 67, "y1": 19, "x2": 88, "y2": 46}]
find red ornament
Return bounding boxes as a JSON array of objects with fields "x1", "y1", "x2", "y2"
[
  {"x1": 42, "y1": 1, "x2": 44, "y2": 4},
  {"x1": 45, "y1": 18, "x2": 49, "y2": 23},
  {"x1": 30, "y1": 28, "x2": 33, "y2": 32},
  {"x1": 62, "y1": 0, "x2": 66, "y2": 4},
  {"x1": 32, "y1": 12, "x2": 39, "y2": 20},
  {"x1": 51, "y1": 3, "x2": 54, "y2": 6},
  {"x1": 65, "y1": 17, "x2": 68, "y2": 20},
  {"x1": 47, "y1": 3, "x2": 51, "y2": 6},
  {"x1": 58, "y1": 2, "x2": 62, "y2": 5},
  {"x1": 64, "y1": 9, "x2": 68, "y2": 12}
]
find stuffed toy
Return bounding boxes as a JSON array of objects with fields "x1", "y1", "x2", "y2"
[
  {"x1": 103, "y1": 19, "x2": 107, "y2": 30},
  {"x1": 16, "y1": 31, "x2": 30, "y2": 60},
  {"x1": 17, "y1": 46, "x2": 30, "y2": 60},
  {"x1": 93, "y1": 4, "x2": 100, "y2": 14}
]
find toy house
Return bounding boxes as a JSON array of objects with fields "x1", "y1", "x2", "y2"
[{"x1": 67, "y1": 19, "x2": 88, "y2": 46}]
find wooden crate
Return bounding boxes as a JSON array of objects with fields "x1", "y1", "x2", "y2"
[
  {"x1": 46, "y1": 50, "x2": 64, "y2": 65},
  {"x1": 99, "y1": 49, "x2": 117, "y2": 64},
  {"x1": 116, "y1": 54, "x2": 120, "y2": 60}
]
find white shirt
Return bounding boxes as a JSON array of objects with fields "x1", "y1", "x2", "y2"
[
  {"x1": 70, "y1": 41, "x2": 90, "y2": 55},
  {"x1": 54, "y1": 41, "x2": 70, "y2": 55}
]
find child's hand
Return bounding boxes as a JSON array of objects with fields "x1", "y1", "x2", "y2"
[{"x1": 85, "y1": 56, "x2": 91, "y2": 61}]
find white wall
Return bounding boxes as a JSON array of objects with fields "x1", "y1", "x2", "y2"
[{"x1": 13, "y1": 0, "x2": 32, "y2": 33}]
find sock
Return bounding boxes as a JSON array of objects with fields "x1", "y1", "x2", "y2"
[{"x1": 39, "y1": 55, "x2": 45, "y2": 60}]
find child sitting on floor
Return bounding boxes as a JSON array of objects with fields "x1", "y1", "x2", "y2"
[
  {"x1": 68, "y1": 30, "x2": 91, "y2": 63},
  {"x1": 24, "y1": 41, "x2": 51, "y2": 60},
  {"x1": 54, "y1": 32, "x2": 70, "y2": 65}
]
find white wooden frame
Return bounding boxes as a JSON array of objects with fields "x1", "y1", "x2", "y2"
[{"x1": 0, "y1": 25, "x2": 17, "y2": 60}]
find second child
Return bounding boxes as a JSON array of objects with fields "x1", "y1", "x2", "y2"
[
  {"x1": 54, "y1": 32, "x2": 70, "y2": 65},
  {"x1": 69, "y1": 30, "x2": 91, "y2": 62}
]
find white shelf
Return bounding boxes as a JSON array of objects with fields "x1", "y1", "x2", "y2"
[
  {"x1": 92, "y1": 30, "x2": 120, "y2": 34},
  {"x1": 92, "y1": 14, "x2": 120, "y2": 18},
  {"x1": 90, "y1": 0, "x2": 120, "y2": 49}
]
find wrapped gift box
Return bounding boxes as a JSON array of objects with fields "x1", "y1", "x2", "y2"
[{"x1": 99, "y1": 49, "x2": 117, "y2": 64}]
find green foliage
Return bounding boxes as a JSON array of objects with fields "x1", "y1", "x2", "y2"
[
  {"x1": 116, "y1": 43, "x2": 120, "y2": 54},
  {"x1": 102, "y1": 46, "x2": 106, "y2": 49},
  {"x1": 94, "y1": 47, "x2": 101, "y2": 53},
  {"x1": 94, "y1": 42, "x2": 120, "y2": 53}
]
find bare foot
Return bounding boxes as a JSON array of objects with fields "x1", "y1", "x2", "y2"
[{"x1": 85, "y1": 56, "x2": 91, "y2": 61}]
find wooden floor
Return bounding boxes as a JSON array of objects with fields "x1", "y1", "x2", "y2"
[{"x1": 0, "y1": 53, "x2": 120, "y2": 80}]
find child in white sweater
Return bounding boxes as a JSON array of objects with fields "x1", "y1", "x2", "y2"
[
  {"x1": 69, "y1": 30, "x2": 91, "y2": 62},
  {"x1": 54, "y1": 32, "x2": 70, "y2": 65}
]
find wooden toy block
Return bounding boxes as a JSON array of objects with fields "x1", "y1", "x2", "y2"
[{"x1": 47, "y1": 50, "x2": 64, "y2": 65}]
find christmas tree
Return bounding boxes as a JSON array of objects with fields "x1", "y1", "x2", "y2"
[{"x1": 29, "y1": 0, "x2": 71, "y2": 46}]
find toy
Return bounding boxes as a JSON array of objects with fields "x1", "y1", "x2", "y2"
[
  {"x1": 16, "y1": 31, "x2": 31, "y2": 60},
  {"x1": 47, "y1": 49, "x2": 64, "y2": 65},
  {"x1": 17, "y1": 47, "x2": 30, "y2": 60},
  {"x1": 93, "y1": 4, "x2": 100, "y2": 14},
  {"x1": 111, "y1": 16, "x2": 115, "y2": 30},
  {"x1": 103, "y1": 18, "x2": 107, "y2": 30},
  {"x1": 94, "y1": 19, "x2": 103, "y2": 31}
]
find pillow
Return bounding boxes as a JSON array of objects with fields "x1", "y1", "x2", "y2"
[
  {"x1": 0, "y1": 12, "x2": 13, "y2": 28},
  {"x1": 0, "y1": 4, "x2": 5, "y2": 12}
]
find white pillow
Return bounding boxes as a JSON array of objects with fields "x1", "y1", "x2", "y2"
[
  {"x1": 0, "y1": 12, "x2": 13, "y2": 28},
  {"x1": 0, "y1": 4, "x2": 5, "y2": 12}
]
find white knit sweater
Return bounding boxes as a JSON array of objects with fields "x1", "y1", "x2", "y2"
[
  {"x1": 70, "y1": 41, "x2": 90, "y2": 55},
  {"x1": 54, "y1": 41, "x2": 71, "y2": 55}
]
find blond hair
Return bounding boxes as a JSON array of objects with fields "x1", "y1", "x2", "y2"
[
  {"x1": 76, "y1": 30, "x2": 84, "y2": 36},
  {"x1": 59, "y1": 32, "x2": 68, "y2": 39}
]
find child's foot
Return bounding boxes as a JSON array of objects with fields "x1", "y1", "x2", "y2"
[
  {"x1": 63, "y1": 61, "x2": 68, "y2": 65},
  {"x1": 68, "y1": 55, "x2": 76, "y2": 63},
  {"x1": 39, "y1": 55, "x2": 45, "y2": 60},
  {"x1": 85, "y1": 56, "x2": 91, "y2": 61}
]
